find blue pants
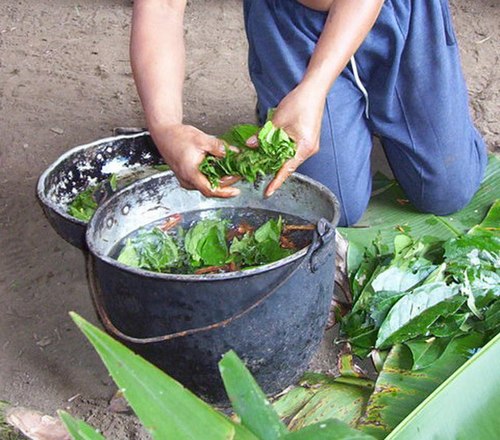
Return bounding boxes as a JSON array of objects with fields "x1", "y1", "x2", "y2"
[{"x1": 244, "y1": 0, "x2": 487, "y2": 226}]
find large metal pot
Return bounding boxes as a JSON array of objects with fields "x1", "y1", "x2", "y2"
[
  {"x1": 86, "y1": 172, "x2": 340, "y2": 402},
  {"x1": 37, "y1": 132, "x2": 164, "y2": 249}
]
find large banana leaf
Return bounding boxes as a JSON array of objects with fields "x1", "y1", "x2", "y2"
[
  {"x1": 70, "y1": 313, "x2": 257, "y2": 440},
  {"x1": 387, "y1": 332, "x2": 500, "y2": 439},
  {"x1": 357, "y1": 332, "x2": 485, "y2": 439},
  {"x1": 341, "y1": 155, "x2": 500, "y2": 272}
]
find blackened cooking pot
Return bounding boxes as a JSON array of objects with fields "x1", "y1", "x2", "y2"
[{"x1": 86, "y1": 172, "x2": 340, "y2": 402}]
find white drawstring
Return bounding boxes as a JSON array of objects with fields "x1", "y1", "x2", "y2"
[{"x1": 350, "y1": 56, "x2": 370, "y2": 119}]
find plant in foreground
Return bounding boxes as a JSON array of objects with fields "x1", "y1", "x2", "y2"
[{"x1": 60, "y1": 313, "x2": 499, "y2": 440}]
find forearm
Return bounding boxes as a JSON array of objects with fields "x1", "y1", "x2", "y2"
[
  {"x1": 130, "y1": 0, "x2": 186, "y2": 132},
  {"x1": 301, "y1": 0, "x2": 384, "y2": 99}
]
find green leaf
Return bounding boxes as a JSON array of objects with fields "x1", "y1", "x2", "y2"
[
  {"x1": 357, "y1": 332, "x2": 484, "y2": 438},
  {"x1": 287, "y1": 383, "x2": 372, "y2": 431},
  {"x1": 219, "y1": 350, "x2": 288, "y2": 439},
  {"x1": 184, "y1": 219, "x2": 228, "y2": 266},
  {"x1": 119, "y1": 228, "x2": 180, "y2": 272},
  {"x1": 404, "y1": 337, "x2": 451, "y2": 370},
  {"x1": 283, "y1": 419, "x2": 376, "y2": 440},
  {"x1": 387, "y1": 333, "x2": 500, "y2": 440},
  {"x1": 116, "y1": 239, "x2": 140, "y2": 267},
  {"x1": 70, "y1": 313, "x2": 256, "y2": 440},
  {"x1": 273, "y1": 387, "x2": 316, "y2": 422},
  {"x1": 376, "y1": 282, "x2": 465, "y2": 348},
  {"x1": 67, "y1": 186, "x2": 99, "y2": 222},
  {"x1": 220, "y1": 124, "x2": 260, "y2": 148},
  {"x1": 468, "y1": 198, "x2": 500, "y2": 237},
  {"x1": 58, "y1": 411, "x2": 106, "y2": 440}
]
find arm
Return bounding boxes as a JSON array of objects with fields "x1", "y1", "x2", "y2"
[
  {"x1": 262, "y1": 0, "x2": 384, "y2": 197},
  {"x1": 130, "y1": 0, "x2": 239, "y2": 197}
]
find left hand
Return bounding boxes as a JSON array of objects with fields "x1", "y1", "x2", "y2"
[{"x1": 248, "y1": 82, "x2": 326, "y2": 197}]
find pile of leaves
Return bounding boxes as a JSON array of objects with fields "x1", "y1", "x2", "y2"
[
  {"x1": 67, "y1": 174, "x2": 117, "y2": 222},
  {"x1": 116, "y1": 215, "x2": 306, "y2": 274},
  {"x1": 200, "y1": 121, "x2": 296, "y2": 187},
  {"x1": 340, "y1": 200, "x2": 500, "y2": 359}
]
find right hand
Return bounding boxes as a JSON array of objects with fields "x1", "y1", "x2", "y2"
[{"x1": 150, "y1": 123, "x2": 240, "y2": 198}]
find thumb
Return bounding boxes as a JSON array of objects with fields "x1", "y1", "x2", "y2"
[{"x1": 246, "y1": 134, "x2": 259, "y2": 148}]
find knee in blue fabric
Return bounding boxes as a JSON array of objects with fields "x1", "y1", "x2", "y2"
[{"x1": 408, "y1": 176, "x2": 479, "y2": 216}]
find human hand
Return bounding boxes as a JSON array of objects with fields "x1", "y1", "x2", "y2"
[
  {"x1": 247, "y1": 84, "x2": 325, "y2": 197},
  {"x1": 150, "y1": 124, "x2": 240, "y2": 198}
]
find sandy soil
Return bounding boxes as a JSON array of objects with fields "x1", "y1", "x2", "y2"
[{"x1": 0, "y1": 0, "x2": 498, "y2": 438}]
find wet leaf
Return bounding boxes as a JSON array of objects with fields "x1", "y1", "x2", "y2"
[{"x1": 185, "y1": 219, "x2": 228, "y2": 266}]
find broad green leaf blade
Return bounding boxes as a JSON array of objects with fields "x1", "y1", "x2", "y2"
[
  {"x1": 273, "y1": 387, "x2": 316, "y2": 422},
  {"x1": 283, "y1": 419, "x2": 376, "y2": 440},
  {"x1": 219, "y1": 351, "x2": 288, "y2": 439},
  {"x1": 468, "y1": 198, "x2": 499, "y2": 237},
  {"x1": 342, "y1": 155, "x2": 500, "y2": 272},
  {"x1": 387, "y1": 332, "x2": 500, "y2": 440},
  {"x1": 70, "y1": 313, "x2": 256, "y2": 440},
  {"x1": 404, "y1": 337, "x2": 451, "y2": 370},
  {"x1": 58, "y1": 411, "x2": 106, "y2": 440},
  {"x1": 357, "y1": 332, "x2": 484, "y2": 439},
  {"x1": 288, "y1": 383, "x2": 372, "y2": 430},
  {"x1": 375, "y1": 282, "x2": 464, "y2": 348}
]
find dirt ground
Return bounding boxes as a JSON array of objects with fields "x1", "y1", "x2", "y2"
[{"x1": 0, "y1": 0, "x2": 498, "y2": 438}]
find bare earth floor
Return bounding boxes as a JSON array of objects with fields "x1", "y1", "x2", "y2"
[{"x1": 0, "y1": 1, "x2": 498, "y2": 438}]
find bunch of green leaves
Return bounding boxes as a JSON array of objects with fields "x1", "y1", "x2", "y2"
[
  {"x1": 67, "y1": 174, "x2": 117, "y2": 222},
  {"x1": 230, "y1": 217, "x2": 293, "y2": 267},
  {"x1": 117, "y1": 227, "x2": 180, "y2": 272},
  {"x1": 200, "y1": 121, "x2": 296, "y2": 188},
  {"x1": 340, "y1": 200, "x2": 500, "y2": 358}
]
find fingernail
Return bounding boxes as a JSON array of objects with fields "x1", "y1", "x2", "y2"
[
  {"x1": 229, "y1": 145, "x2": 240, "y2": 153},
  {"x1": 246, "y1": 135, "x2": 258, "y2": 146},
  {"x1": 230, "y1": 188, "x2": 240, "y2": 196}
]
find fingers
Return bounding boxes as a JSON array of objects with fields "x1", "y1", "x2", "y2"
[
  {"x1": 191, "y1": 173, "x2": 240, "y2": 198},
  {"x1": 264, "y1": 156, "x2": 303, "y2": 198},
  {"x1": 219, "y1": 175, "x2": 241, "y2": 187},
  {"x1": 201, "y1": 136, "x2": 239, "y2": 157},
  {"x1": 264, "y1": 139, "x2": 317, "y2": 197}
]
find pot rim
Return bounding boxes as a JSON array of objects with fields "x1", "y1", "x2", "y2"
[
  {"x1": 36, "y1": 131, "x2": 151, "y2": 226},
  {"x1": 86, "y1": 171, "x2": 341, "y2": 281}
]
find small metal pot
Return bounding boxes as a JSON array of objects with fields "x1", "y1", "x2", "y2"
[
  {"x1": 86, "y1": 172, "x2": 340, "y2": 402},
  {"x1": 37, "y1": 132, "x2": 164, "y2": 249}
]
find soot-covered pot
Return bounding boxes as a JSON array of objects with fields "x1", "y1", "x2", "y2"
[
  {"x1": 86, "y1": 171, "x2": 340, "y2": 403},
  {"x1": 37, "y1": 131, "x2": 167, "y2": 249}
]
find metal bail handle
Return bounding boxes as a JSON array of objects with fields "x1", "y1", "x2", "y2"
[
  {"x1": 87, "y1": 218, "x2": 334, "y2": 344},
  {"x1": 309, "y1": 218, "x2": 336, "y2": 273}
]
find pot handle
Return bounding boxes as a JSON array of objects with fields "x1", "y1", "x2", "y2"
[{"x1": 87, "y1": 218, "x2": 335, "y2": 345}]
